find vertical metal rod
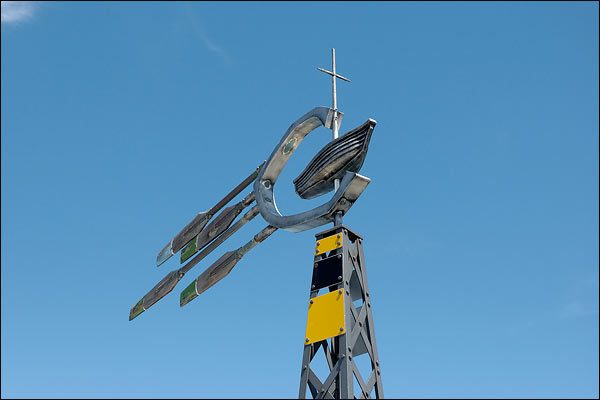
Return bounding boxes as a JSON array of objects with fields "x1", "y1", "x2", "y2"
[
  {"x1": 331, "y1": 48, "x2": 340, "y2": 194},
  {"x1": 331, "y1": 48, "x2": 343, "y2": 225},
  {"x1": 332, "y1": 48, "x2": 338, "y2": 130}
]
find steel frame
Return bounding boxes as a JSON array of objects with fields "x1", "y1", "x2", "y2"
[{"x1": 299, "y1": 225, "x2": 383, "y2": 399}]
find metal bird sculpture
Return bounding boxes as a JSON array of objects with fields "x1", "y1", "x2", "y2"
[{"x1": 129, "y1": 51, "x2": 377, "y2": 321}]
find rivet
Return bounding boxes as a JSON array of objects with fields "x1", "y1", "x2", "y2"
[
  {"x1": 337, "y1": 234, "x2": 341, "y2": 239},
  {"x1": 305, "y1": 338, "x2": 309, "y2": 342},
  {"x1": 337, "y1": 275, "x2": 342, "y2": 280},
  {"x1": 336, "y1": 242, "x2": 341, "y2": 246},
  {"x1": 303, "y1": 365, "x2": 307, "y2": 369},
  {"x1": 337, "y1": 254, "x2": 342, "y2": 259},
  {"x1": 311, "y1": 284, "x2": 316, "y2": 289},
  {"x1": 316, "y1": 241, "x2": 320, "y2": 246},
  {"x1": 338, "y1": 289, "x2": 342, "y2": 294},
  {"x1": 309, "y1": 299, "x2": 314, "y2": 304},
  {"x1": 339, "y1": 327, "x2": 344, "y2": 332}
]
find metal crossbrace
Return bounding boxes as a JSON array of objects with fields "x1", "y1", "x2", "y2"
[{"x1": 299, "y1": 226, "x2": 384, "y2": 399}]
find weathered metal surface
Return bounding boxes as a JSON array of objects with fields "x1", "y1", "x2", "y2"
[
  {"x1": 128, "y1": 270, "x2": 182, "y2": 321},
  {"x1": 180, "y1": 225, "x2": 278, "y2": 307},
  {"x1": 155, "y1": 163, "x2": 263, "y2": 267},
  {"x1": 254, "y1": 106, "x2": 371, "y2": 233},
  {"x1": 294, "y1": 119, "x2": 376, "y2": 199},
  {"x1": 183, "y1": 251, "x2": 239, "y2": 305},
  {"x1": 128, "y1": 206, "x2": 261, "y2": 320},
  {"x1": 129, "y1": 299, "x2": 145, "y2": 321},
  {"x1": 180, "y1": 193, "x2": 255, "y2": 263}
]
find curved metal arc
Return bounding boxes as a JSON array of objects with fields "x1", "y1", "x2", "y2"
[{"x1": 254, "y1": 107, "x2": 370, "y2": 233}]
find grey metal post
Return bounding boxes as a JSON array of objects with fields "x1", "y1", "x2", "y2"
[{"x1": 298, "y1": 225, "x2": 384, "y2": 399}]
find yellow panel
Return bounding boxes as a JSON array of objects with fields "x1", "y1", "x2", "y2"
[
  {"x1": 314, "y1": 233, "x2": 342, "y2": 255},
  {"x1": 304, "y1": 290, "x2": 346, "y2": 345}
]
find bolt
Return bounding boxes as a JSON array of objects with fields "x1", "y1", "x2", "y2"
[
  {"x1": 337, "y1": 234, "x2": 341, "y2": 239},
  {"x1": 339, "y1": 327, "x2": 344, "y2": 332},
  {"x1": 311, "y1": 284, "x2": 316, "y2": 289},
  {"x1": 338, "y1": 289, "x2": 342, "y2": 294},
  {"x1": 337, "y1": 254, "x2": 342, "y2": 259},
  {"x1": 305, "y1": 338, "x2": 309, "y2": 343},
  {"x1": 310, "y1": 299, "x2": 314, "y2": 304},
  {"x1": 336, "y1": 241, "x2": 341, "y2": 246},
  {"x1": 316, "y1": 241, "x2": 320, "y2": 246},
  {"x1": 303, "y1": 365, "x2": 307, "y2": 369},
  {"x1": 337, "y1": 275, "x2": 342, "y2": 280}
]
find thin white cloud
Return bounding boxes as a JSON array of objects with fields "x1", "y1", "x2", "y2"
[
  {"x1": 181, "y1": 5, "x2": 230, "y2": 65},
  {"x1": 1, "y1": 1, "x2": 35, "y2": 24}
]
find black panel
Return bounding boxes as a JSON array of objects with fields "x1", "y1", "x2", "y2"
[{"x1": 311, "y1": 254, "x2": 343, "y2": 291}]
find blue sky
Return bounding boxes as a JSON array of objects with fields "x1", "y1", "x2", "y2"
[{"x1": 1, "y1": 2, "x2": 598, "y2": 398}]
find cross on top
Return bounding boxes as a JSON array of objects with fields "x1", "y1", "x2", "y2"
[{"x1": 317, "y1": 48, "x2": 351, "y2": 112}]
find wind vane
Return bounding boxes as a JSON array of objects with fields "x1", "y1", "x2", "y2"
[{"x1": 129, "y1": 49, "x2": 384, "y2": 399}]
